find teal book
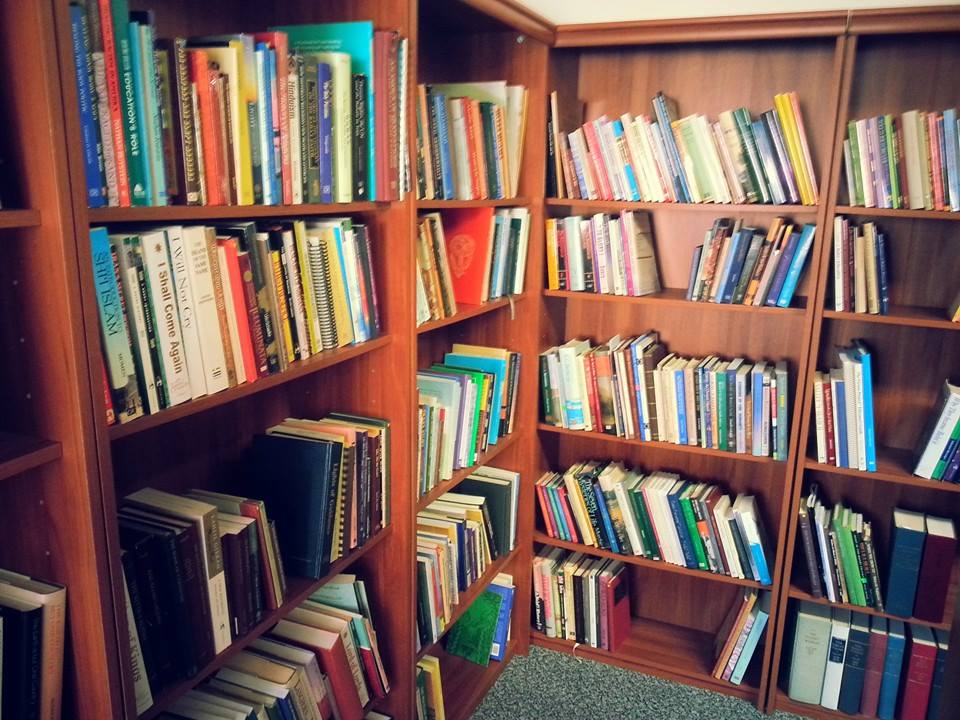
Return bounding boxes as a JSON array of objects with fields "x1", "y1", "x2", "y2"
[
  {"x1": 111, "y1": 0, "x2": 149, "y2": 206},
  {"x1": 731, "y1": 593, "x2": 771, "y2": 685},
  {"x1": 275, "y1": 22, "x2": 376, "y2": 200},
  {"x1": 444, "y1": 352, "x2": 506, "y2": 444}
]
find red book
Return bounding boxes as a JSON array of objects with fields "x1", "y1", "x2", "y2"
[
  {"x1": 441, "y1": 207, "x2": 495, "y2": 305},
  {"x1": 218, "y1": 238, "x2": 258, "y2": 383},
  {"x1": 254, "y1": 32, "x2": 291, "y2": 205},
  {"x1": 583, "y1": 352, "x2": 602, "y2": 434},
  {"x1": 271, "y1": 619, "x2": 364, "y2": 720},
  {"x1": 556, "y1": 483, "x2": 580, "y2": 544},
  {"x1": 358, "y1": 646, "x2": 385, "y2": 699},
  {"x1": 384, "y1": 32, "x2": 401, "y2": 200},
  {"x1": 535, "y1": 481, "x2": 557, "y2": 537},
  {"x1": 556, "y1": 222, "x2": 569, "y2": 290},
  {"x1": 96, "y1": 0, "x2": 131, "y2": 206},
  {"x1": 458, "y1": 99, "x2": 482, "y2": 200},
  {"x1": 373, "y1": 32, "x2": 389, "y2": 202},
  {"x1": 860, "y1": 620, "x2": 889, "y2": 718},
  {"x1": 899, "y1": 626, "x2": 938, "y2": 720},
  {"x1": 605, "y1": 565, "x2": 631, "y2": 652},
  {"x1": 101, "y1": 355, "x2": 115, "y2": 425},
  {"x1": 237, "y1": 251, "x2": 269, "y2": 378},
  {"x1": 912, "y1": 516, "x2": 957, "y2": 623},
  {"x1": 927, "y1": 113, "x2": 944, "y2": 211},
  {"x1": 468, "y1": 101, "x2": 489, "y2": 198},
  {"x1": 582, "y1": 120, "x2": 614, "y2": 200},
  {"x1": 823, "y1": 380, "x2": 837, "y2": 465},
  {"x1": 188, "y1": 50, "x2": 225, "y2": 205}
]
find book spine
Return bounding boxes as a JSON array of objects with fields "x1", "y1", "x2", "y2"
[
  {"x1": 71, "y1": 5, "x2": 107, "y2": 207},
  {"x1": 98, "y1": 0, "x2": 132, "y2": 206}
]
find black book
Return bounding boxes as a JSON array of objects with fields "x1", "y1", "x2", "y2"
[
  {"x1": 220, "y1": 527, "x2": 248, "y2": 638},
  {"x1": 353, "y1": 224, "x2": 380, "y2": 336},
  {"x1": 727, "y1": 517, "x2": 755, "y2": 581},
  {"x1": 120, "y1": 550, "x2": 160, "y2": 692},
  {"x1": 352, "y1": 74, "x2": 369, "y2": 201},
  {"x1": 0, "y1": 597, "x2": 43, "y2": 719},
  {"x1": 572, "y1": 564, "x2": 585, "y2": 644}
]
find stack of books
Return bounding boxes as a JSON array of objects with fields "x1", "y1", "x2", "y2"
[
  {"x1": 92, "y1": 219, "x2": 380, "y2": 425},
  {"x1": 536, "y1": 461, "x2": 773, "y2": 584},
  {"x1": 416, "y1": 207, "x2": 530, "y2": 326},
  {"x1": 831, "y1": 218, "x2": 889, "y2": 315},
  {"x1": 787, "y1": 606, "x2": 948, "y2": 720},
  {"x1": 544, "y1": 211, "x2": 661, "y2": 296},
  {"x1": 248, "y1": 415, "x2": 390, "y2": 578},
  {"x1": 69, "y1": 5, "x2": 408, "y2": 207},
  {"x1": 912, "y1": 380, "x2": 960, "y2": 482},
  {"x1": 416, "y1": 480, "x2": 519, "y2": 647},
  {"x1": 417, "y1": 344, "x2": 521, "y2": 494},
  {"x1": 0, "y1": 569, "x2": 67, "y2": 719},
  {"x1": 711, "y1": 591, "x2": 771, "y2": 686},
  {"x1": 415, "y1": 655, "x2": 444, "y2": 720},
  {"x1": 884, "y1": 509, "x2": 956, "y2": 623},
  {"x1": 415, "y1": 82, "x2": 528, "y2": 200},
  {"x1": 531, "y1": 548, "x2": 630, "y2": 651},
  {"x1": 686, "y1": 218, "x2": 815, "y2": 309},
  {"x1": 843, "y1": 109, "x2": 959, "y2": 212},
  {"x1": 547, "y1": 90, "x2": 819, "y2": 206},
  {"x1": 119, "y1": 487, "x2": 286, "y2": 709},
  {"x1": 540, "y1": 333, "x2": 790, "y2": 460},
  {"x1": 811, "y1": 341, "x2": 877, "y2": 472},
  {"x1": 795, "y1": 485, "x2": 883, "y2": 608},
  {"x1": 445, "y1": 573, "x2": 515, "y2": 665}
]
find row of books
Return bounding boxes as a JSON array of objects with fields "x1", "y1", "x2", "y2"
[
  {"x1": 415, "y1": 655, "x2": 444, "y2": 720},
  {"x1": 543, "y1": 211, "x2": 661, "y2": 296},
  {"x1": 546, "y1": 90, "x2": 819, "y2": 206},
  {"x1": 444, "y1": 573, "x2": 515, "y2": 666},
  {"x1": 69, "y1": 5, "x2": 408, "y2": 208},
  {"x1": 155, "y1": 574, "x2": 389, "y2": 720},
  {"x1": 787, "y1": 605, "x2": 947, "y2": 720},
  {"x1": 912, "y1": 380, "x2": 960, "y2": 482},
  {"x1": 535, "y1": 461, "x2": 773, "y2": 583},
  {"x1": 415, "y1": 82, "x2": 528, "y2": 201},
  {"x1": 811, "y1": 341, "x2": 877, "y2": 472},
  {"x1": 540, "y1": 333, "x2": 791, "y2": 459},
  {"x1": 416, "y1": 207, "x2": 530, "y2": 325},
  {"x1": 0, "y1": 568, "x2": 66, "y2": 720},
  {"x1": 416, "y1": 469, "x2": 520, "y2": 648},
  {"x1": 843, "y1": 109, "x2": 960, "y2": 212},
  {"x1": 711, "y1": 591, "x2": 771, "y2": 686},
  {"x1": 251, "y1": 415, "x2": 390, "y2": 579},
  {"x1": 531, "y1": 547, "x2": 630, "y2": 652},
  {"x1": 93, "y1": 218, "x2": 380, "y2": 424},
  {"x1": 686, "y1": 218, "x2": 814, "y2": 309},
  {"x1": 831, "y1": 218, "x2": 889, "y2": 315},
  {"x1": 417, "y1": 344, "x2": 521, "y2": 495}
]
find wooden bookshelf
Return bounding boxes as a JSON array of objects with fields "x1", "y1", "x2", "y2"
[
  {"x1": 545, "y1": 197, "x2": 820, "y2": 216},
  {"x1": 416, "y1": 197, "x2": 532, "y2": 209},
  {"x1": 417, "y1": 432, "x2": 520, "y2": 511},
  {"x1": 0, "y1": 433, "x2": 62, "y2": 482},
  {"x1": 0, "y1": 208, "x2": 41, "y2": 229},
  {"x1": 88, "y1": 201, "x2": 386, "y2": 223},
  {"x1": 543, "y1": 287, "x2": 808, "y2": 315},
  {"x1": 416, "y1": 295, "x2": 527, "y2": 335}
]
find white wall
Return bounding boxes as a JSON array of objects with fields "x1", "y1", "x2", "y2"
[{"x1": 517, "y1": 0, "x2": 957, "y2": 25}]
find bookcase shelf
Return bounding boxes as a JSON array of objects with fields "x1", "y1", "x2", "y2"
[
  {"x1": 0, "y1": 208, "x2": 41, "y2": 229},
  {"x1": 542, "y1": 288, "x2": 808, "y2": 316},
  {"x1": 804, "y1": 449, "x2": 960, "y2": 491},
  {"x1": 87, "y1": 202, "x2": 388, "y2": 224},
  {"x1": 773, "y1": 691, "x2": 871, "y2": 720},
  {"x1": 533, "y1": 531, "x2": 767, "y2": 589},
  {"x1": 544, "y1": 197, "x2": 819, "y2": 216},
  {"x1": 834, "y1": 205, "x2": 960, "y2": 222},
  {"x1": 139, "y1": 525, "x2": 393, "y2": 720},
  {"x1": 0, "y1": 433, "x2": 62, "y2": 482},
  {"x1": 417, "y1": 432, "x2": 520, "y2": 511},
  {"x1": 416, "y1": 295, "x2": 526, "y2": 335},
  {"x1": 822, "y1": 306, "x2": 959, "y2": 332},
  {"x1": 787, "y1": 585, "x2": 953, "y2": 632},
  {"x1": 416, "y1": 197, "x2": 532, "y2": 209}
]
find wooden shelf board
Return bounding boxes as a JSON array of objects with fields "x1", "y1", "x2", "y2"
[
  {"x1": 533, "y1": 532, "x2": 767, "y2": 589},
  {"x1": 417, "y1": 295, "x2": 525, "y2": 335},
  {"x1": 416, "y1": 198, "x2": 531, "y2": 209},
  {"x1": 110, "y1": 336, "x2": 392, "y2": 441},
  {"x1": 0, "y1": 433, "x2": 62, "y2": 481},
  {"x1": 803, "y1": 448, "x2": 960, "y2": 492},
  {"x1": 138, "y1": 525, "x2": 392, "y2": 720},
  {"x1": 774, "y1": 690, "x2": 873, "y2": 720},
  {"x1": 538, "y1": 423, "x2": 784, "y2": 466},
  {"x1": 543, "y1": 288, "x2": 807, "y2": 316},
  {"x1": 531, "y1": 617, "x2": 759, "y2": 702},
  {"x1": 834, "y1": 205, "x2": 960, "y2": 221},
  {"x1": 823, "y1": 306, "x2": 959, "y2": 331},
  {"x1": 417, "y1": 433, "x2": 520, "y2": 511},
  {"x1": 0, "y1": 209, "x2": 41, "y2": 229},
  {"x1": 435, "y1": 637, "x2": 519, "y2": 720},
  {"x1": 88, "y1": 202, "x2": 387, "y2": 224},
  {"x1": 787, "y1": 584, "x2": 952, "y2": 631},
  {"x1": 545, "y1": 198, "x2": 818, "y2": 215},
  {"x1": 416, "y1": 546, "x2": 520, "y2": 661}
]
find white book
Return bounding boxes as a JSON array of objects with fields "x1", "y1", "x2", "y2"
[
  {"x1": 735, "y1": 365, "x2": 749, "y2": 454},
  {"x1": 915, "y1": 382, "x2": 960, "y2": 478},
  {"x1": 820, "y1": 609, "x2": 851, "y2": 709},
  {"x1": 851, "y1": 354, "x2": 867, "y2": 471},
  {"x1": 557, "y1": 341, "x2": 587, "y2": 430},
  {"x1": 253, "y1": 637, "x2": 329, "y2": 711},
  {"x1": 280, "y1": 230, "x2": 310, "y2": 360},
  {"x1": 854, "y1": 231, "x2": 867, "y2": 313},
  {"x1": 598, "y1": 119, "x2": 627, "y2": 200},
  {"x1": 182, "y1": 227, "x2": 229, "y2": 394},
  {"x1": 448, "y1": 99, "x2": 473, "y2": 200},
  {"x1": 511, "y1": 208, "x2": 530, "y2": 296},
  {"x1": 607, "y1": 468, "x2": 644, "y2": 556},
  {"x1": 901, "y1": 110, "x2": 925, "y2": 209},
  {"x1": 833, "y1": 217, "x2": 845, "y2": 311},
  {"x1": 165, "y1": 225, "x2": 208, "y2": 399},
  {"x1": 814, "y1": 372, "x2": 827, "y2": 463},
  {"x1": 216, "y1": 245, "x2": 247, "y2": 383},
  {"x1": 293, "y1": 224, "x2": 321, "y2": 355},
  {"x1": 713, "y1": 494, "x2": 743, "y2": 578},
  {"x1": 287, "y1": 62, "x2": 303, "y2": 205},
  {"x1": 914, "y1": 112, "x2": 934, "y2": 209},
  {"x1": 608, "y1": 218, "x2": 626, "y2": 296},
  {"x1": 169, "y1": 695, "x2": 247, "y2": 720},
  {"x1": 562, "y1": 216, "x2": 584, "y2": 291},
  {"x1": 813, "y1": 505, "x2": 837, "y2": 602},
  {"x1": 855, "y1": 120, "x2": 875, "y2": 207},
  {"x1": 546, "y1": 351, "x2": 567, "y2": 427},
  {"x1": 121, "y1": 565, "x2": 153, "y2": 714},
  {"x1": 140, "y1": 229, "x2": 192, "y2": 405}
]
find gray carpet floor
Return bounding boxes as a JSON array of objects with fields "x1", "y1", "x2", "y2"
[{"x1": 471, "y1": 646, "x2": 805, "y2": 719}]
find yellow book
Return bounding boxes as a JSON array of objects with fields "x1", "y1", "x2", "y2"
[
  {"x1": 561, "y1": 466, "x2": 598, "y2": 546},
  {"x1": 774, "y1": 93, "x2": 812, "y2": 205},
  {"x1": 416, "y1": 655, "x2": 446, "y2": 720},
  {"x1": 293, "y1": 221, "x2": 321, "y2": 355},
  {"x1": 270, "y1": 250, "x2": 296, "y2": 364},
  {"x1": 319, "y1": 230, "x2": 354, "y2": 347},
  {"x1": 545, "y1": 218, "x2": 560, "y2": 289}
]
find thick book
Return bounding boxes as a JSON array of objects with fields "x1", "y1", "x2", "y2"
[
  {"x1": 877, "y1": 619, "x2": 906, "y2": 720},
  {"x1": 913, "y1": 515, "x2": 956, "y2": 623},
  {"x1": 838, "y1": 612, "x2": 871, "y2": 715},
  {"x1": 860, "y1": 616, "x2": 888, "y2": 717},
  {"x1": 821, "y1": 608, "x2": 851, "y2": 710},
  {"x1": 884, "y1": 509, "x2": 926, "y2": 618},
  {"x1": 900, "y1": 625, "x2": 937, "y2": 720},
  {"x1": 441, "y1": 208, "x2": 496, "y2": 305},
  {"x1": 788, "y1": 601, "x2": 832, "y2": 704}
]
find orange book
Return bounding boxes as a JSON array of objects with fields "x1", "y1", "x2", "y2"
[
  {"x1": 441, "y1": 207, "x2": 495, "y2": 305},
  {"x1": 218, "y1": 237, "x2": 258, "y2": 383},
  {"x1": 188, "y1": 50, "x2": 225, "y2": 205}
]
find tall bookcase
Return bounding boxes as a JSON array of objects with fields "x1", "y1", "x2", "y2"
[{"x1": 6, "y1": 2, "x2": 960, "y2": 718}]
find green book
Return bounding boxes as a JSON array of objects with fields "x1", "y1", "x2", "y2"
[
  {"x1": 110, "y1": 0, "x2": 148, "y2": 205},
  {"x1": 444, "y1": 590, "x2": 503, "y2": 666},
  {"x1": 932, "y1": 417, "x2": 960, "y2": 480},
  {"x1": 884, "y1": 115, "x2": 900, "y2": 209},
  {"x1": 847, "y1": 121, "x2": 864, "y2": 206},
  {"x1": 733, "y1": 108, "x2": 770, "y2": 203},
  {"x1": 717, "y1": 366, "x2": 729, "y2": 452},
  {"x1": 679, "y1": 488, "x2": 708, "y2": 570},
  {"x1": 429, "y1": 364, "x2": 484, "y2": 464},
  {"x1": 628, "y1": 482, "x2": 660, "y2": 561},
  {"x1": 833, "y1": 506, "x2": 867, "y2": 606}
]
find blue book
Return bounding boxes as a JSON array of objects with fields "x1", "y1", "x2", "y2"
[
  {"x1": 702, "y1": 364, "x2": 713, "y2": 448},
  {"x1": 752, "y1": 364, "x2": 765, "y2": 455},
  {"x1": 877, "y1": 231, "x2": 890, "y2": 315},
  {"x1": 318, "y1": 62, "x2": 334, "y2": 202},
  {"x1": 138, "y1": 18, "x2": 168, "y2": 206},
  {"x1": 834, "y1": 375, "x2": 850, "y2": 468},
  {"x1": 267, "y1": 49, "x2": 282, "y2": 204},
  {"x1": 686, "y1": 245, "x2": 703, "y2": 300},
  {"x1": 748, "y1": 537, "x2": 772, "y2": 586},
  {"x1": 731, "y1": 594, "x2": 770, "y2": 685},
  {"x1": 443, "y1": 352, "x2": 506, "y2": 443},
  {"x1": 721, "y1": 231, "x2": 752, "y2": 303},
  {"x1": 485, "y1": 582, "x2": 515, "y2": 662},
  {"x1": 875, "y1": 116, "x2": 892, "y2": 207},
  {"x1": 945, "y1": 108, "x2": 959, "y2": 211},
  {"x1": 927, "y1": 629, "x2": 948, "y2": 720},
  {"x1": 884, "y1": 509, "x2": 925, "y2": 617},
  {"x1": 547, "y1": 483, "x2": 571, "y2": 541},
  {"x1": 629, "y1": 340, "x2": 645, "y2": 436},
  {"x1": 666, "y1": 482, "x2": 698, "y2": 568},
  {"x1": 127, "y1": 21, "x2": 154, "y2": 206},
  {"x1": 70, "y1": 5, "x2": 106, "y2": 208},
  {"x1": 431, "y1": 92, "x2": 455, "y2": 200},
  {"x1": 752, "y1": 119, "x2": 786, "y2": 204},
  {"x1": 765, "y1": 231, "x2": 800, "y2": 306},
  {"x1": 838, "y1": 612, "x2": 871, "y2": 714},
  {"x1": 877, "y1": 620, "x2": 906, "y2": 720},
  {"x1": 776, "y1": 224, "x2": 817, "y2": 307},
  {"x1": 713, "y1": 230, "x2": 743, "y2": 303},
  {"x1": 854, "y1": 340, "x2": 877, "y2": 471},
  {"x1": 593, "y1": 482, "x2": 620, "y2": 554},
  {"x1": 276, "y1": 21, "x2": 376, "y2": 200},
  {"x1": 612, "y1": 120, "x2": 641, "y2": 201},
  {"x1": 652, "y1": 94, "x2": 692, "y2": 202},
  {"x1": 674, "y1": 367, "x2": 687, "y2": 446},
  {"x1": 255, "y1": 45, "x2": 275, "y2": 204}
]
